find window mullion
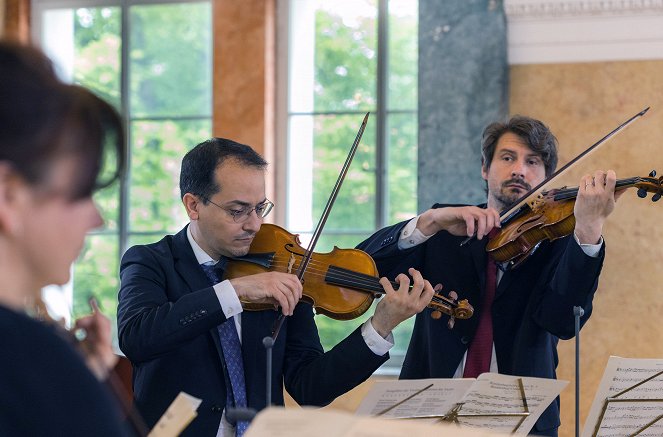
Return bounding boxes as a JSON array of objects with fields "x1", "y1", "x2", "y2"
[
  {"x1": 375, "y1": 0, "x2": 389, "y2": 230},
  {"x1": 118, "y1": 0, "x2": 130, "y2": 259}
]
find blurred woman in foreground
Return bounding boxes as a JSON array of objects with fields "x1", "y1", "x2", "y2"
[{"x1": 0, "y1": 41, "x2": 131, "y2": 435}]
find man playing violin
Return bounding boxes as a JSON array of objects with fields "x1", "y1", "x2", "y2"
[
  {"x1": 117, "y1": 138, "x2": 434, "y2": 436},
  {"x1": 358, "y1": 115, "x2": 618, "y2": 436}
]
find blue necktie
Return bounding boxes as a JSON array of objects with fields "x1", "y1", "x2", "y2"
[{"x1": 201, "y1": 261, "x2": 249, "y2": 437}]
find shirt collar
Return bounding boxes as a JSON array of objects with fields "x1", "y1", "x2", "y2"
[{"x1": 187, "y1": 224, "x2": 216, "y2": 265}]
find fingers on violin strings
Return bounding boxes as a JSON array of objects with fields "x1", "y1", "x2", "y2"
[
  {"x1": 489, "y1": 208, "x2": 501, "y2": 229},
  {"x1": 475, "y1": 213, "x2": 488, "y2": 240},
  {"x1": 463, "y1": 213, "x2": 476, "y2": 238},
  {"x1": 408, "y1": 268, "x2": 425, "y2": 294},
  {"x1": 602, "y1": 170, "x2": 617, "y2": 191},
  {"x1": 379, "y1": 275, "x2": 399, "y2": 294}
]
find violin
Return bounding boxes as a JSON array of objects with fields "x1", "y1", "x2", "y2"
[
  {"x1": 487, "y1": 171, "x2": 663, "y2": 267},
  {"x1": 224, "y1": 223, "x2": 474, "y2": 324},
  {"x1": 34, "y1": 298, "x2": 149, "y2": 436}
]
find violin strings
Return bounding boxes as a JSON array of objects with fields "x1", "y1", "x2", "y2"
[
  {"x1": 267, "y1": 257, "x2": 385, "y2": 293},
  {"x1": 257, "y1": 256, "x2": 458, "y2": 308},
  {"x1": 553, "y1": 177, "x2": 641, "y2": 201}
]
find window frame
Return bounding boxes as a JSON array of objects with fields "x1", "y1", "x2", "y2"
[
  {"x1": 276, "y1": 0, "x2": 418, "y2": 373},
  {"x1": 31, "y1": 0, "x2": 213, "y2": 325}
]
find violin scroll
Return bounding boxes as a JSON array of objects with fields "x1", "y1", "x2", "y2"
[
  {"x1": 429, "y1": 289, "x2": 474, "y2": 329},
  {"x1": 634, "y1": 170, "x2": 663, "y2": 201}
]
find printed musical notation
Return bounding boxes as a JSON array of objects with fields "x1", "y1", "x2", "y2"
[
  {"x1": 582, "y1": 356, "x2": 663, "y2": 437},
  {"x1": 356, "y1": 373, "x2": 567, "y2": 435}
]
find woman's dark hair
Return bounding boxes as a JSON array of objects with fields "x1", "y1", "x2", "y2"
[
  {"x1": 481, "y1": 115, "x2": 559, "y2": 177},
  {"x1": 180, "y1": 138, "x2": 267, "y2": 201},
  {"x1": 0, "y1": 41, "x2": 125, "y2": 199}
]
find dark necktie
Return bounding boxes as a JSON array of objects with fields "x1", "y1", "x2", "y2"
[
  {"x1": 463, "y1": 249, "x2": 498, "y2": 379},
  {"x1": 200, "y1": 261, "x2": 249, "y2": 437}
]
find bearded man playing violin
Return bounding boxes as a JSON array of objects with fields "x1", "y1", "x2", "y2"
[
  {"x1": 358, "y1": 115, "x2": 619, "y2": 437},
  {"x1": 117, "y1": 138, "x2": 434, "y2": 437}
]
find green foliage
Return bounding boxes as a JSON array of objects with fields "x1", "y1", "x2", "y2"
[
  {"x1": 387, "y1": 6, "x2": 418, "y2": 110},
  {"x1": 59, "y1": 3, "x2": 212, "y2": 324},
  {"x1": 60, "y1": 1, "x2": 419, "y2": 367},
  {"x1": 73, "y1": 8, "x2": 121, "y2": 108},
  {"x1": 129, "y1": 120, "x2": 210, "y2": 233},
  {"x1": 129, "y1": 3, "x2": 212, "y2": 117},
  {"x1": 306, "y1": 4, "x2": 419, "y2": 357},
  {"x1": 314, "y1": 7, "x2": 377, "y2": 111},
  {"x1": 312, "y1": 115, "x2": 377, "y2": 234}
]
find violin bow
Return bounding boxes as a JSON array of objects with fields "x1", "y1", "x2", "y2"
[
  {"x1": 271, "y1": 112, "x2": 370, "y2": 341},
  {"x1": 461, "y1": 106, "x2": 650, "y2": 246}
]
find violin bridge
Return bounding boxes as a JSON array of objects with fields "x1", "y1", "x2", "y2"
[{"x1": 287, "y1": 253, "x2": 295, "y2": 274}]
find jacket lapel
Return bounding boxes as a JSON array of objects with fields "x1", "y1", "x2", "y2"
[{"x1": 171, "y1": 225, "x2": 225, "y2": 361}]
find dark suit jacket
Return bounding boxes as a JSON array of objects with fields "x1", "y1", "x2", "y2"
[
  {"x1": 0, "y1": 305, "x2": 129, "y2": 436},
  {"x1": 118, "y1": 225, "x2": 388, "y2": 436},
  {"x1": 357, "y1": 204, "x2": 605, "y2": 435}
]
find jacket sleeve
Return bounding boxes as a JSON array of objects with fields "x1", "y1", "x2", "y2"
[
  {"x1": 531, "y1": 236, "x2": 605, "y2": 339},
  {"x1": 281, "y1": 303, "x2": 389, "y2": 406},
  {"x1": 356, "y1": 219, "x2": 424, "y2": 278}
]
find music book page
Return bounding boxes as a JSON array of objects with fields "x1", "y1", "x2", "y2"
[
  {"x1": 582, "y1": 356, "x2": 663, "y2": 437},
  {"x1": 147, "y1": 391, "x2": 202, "y2": 437},
  {"x1": 356, "y1": 373, "x2": 567, "y2": 435},
  {"x1": 245, "y1": 406, "x2": 508, "y2": 437}
]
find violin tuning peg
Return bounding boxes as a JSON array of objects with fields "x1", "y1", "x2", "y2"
[
  {"x1": 650, "y1": 170, "x2": 657, "y2": 177},
  {"x1": 652, "y1": 193, "x2": 661, "y2": 202},
  {"x1": 430, "y1": 310, "x2": 442, "y2": 320},
  {"x1": 637, "y1": 188, "x2": 648, "y2": 199},
  {"x1": 447, "y1": 317, "x2": 456, "y2": 330}
]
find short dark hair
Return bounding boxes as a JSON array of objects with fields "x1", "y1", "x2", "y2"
[
  {"x1": 179, "y1": 138, "x2": 267, "y2": 200},
  {"x1": 481, "y1": 115, "x2": 558, "y2": 177},
  {"x1": 0, "y1": 41, "x2": 125, "y2": 199}
]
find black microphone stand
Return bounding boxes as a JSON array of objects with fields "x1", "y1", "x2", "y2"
[{"x1": 573, "y1": 305, "x2": 584, "y2": 437}]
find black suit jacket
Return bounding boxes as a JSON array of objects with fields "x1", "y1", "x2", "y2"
[
  {"x1": 118, "y1": 225, "x2": 388, "y2": 436},
  {"x1": 0, "y1": 306, "x2": 129, "y2": 436},
  {"x1": 357, "y1": 204, "x2": 605, "y2": 435}
]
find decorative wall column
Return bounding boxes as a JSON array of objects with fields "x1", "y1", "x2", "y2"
[
  {"x1": 417, "y1": 0, "x2": 508, "y2": 210},
  {"x1": 2, "y1": 0, "x2": 30, "y2": 42},
  {"x1": 213, "y1": 0, "x2": 276, "y2": 198}
]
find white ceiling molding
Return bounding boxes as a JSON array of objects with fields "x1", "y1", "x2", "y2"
[{"x1": 505, "y1": 0, "x2": 663, "y2": 64}]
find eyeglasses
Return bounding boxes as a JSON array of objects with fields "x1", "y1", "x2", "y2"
[{"x1": 205, "y1": 198, "x2": 274, "y2": 223}]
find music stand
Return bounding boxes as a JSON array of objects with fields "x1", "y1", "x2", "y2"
[{"x1": 591, "y1": 369, "x2": 663, "y2": 437}]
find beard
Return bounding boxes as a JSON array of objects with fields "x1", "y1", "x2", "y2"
[
  {"x1": 225, "y1": 232, "x2": 256, "y2": 258},
  {"x1": 493, "y1": 178, "x2": 531, "y2": 210}
]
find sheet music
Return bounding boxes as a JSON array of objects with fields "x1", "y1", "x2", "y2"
[
  {"x1": 245, "y1": 407, "x2": 507, "y2": 437},
  {"x1": 582, "y1": 356, "x2": 663, "y2": 437},
  {"x1": 148, "y1": 391, "x2": 202, "y2": 437},
  {"x1": 355, "y1": 373, "x2": 567, "y2": 435},
  {"x1": 456, "y1": 373, "x2": 567, "y2": 435},
  {"x1": 355, "y1": 378, "x2": 475, "y2": 419}
]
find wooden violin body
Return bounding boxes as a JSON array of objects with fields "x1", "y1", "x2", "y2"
[
  {"x1": 224, "y1": 224, "x2": 474, "y2": 323},
  {"x1": 487, "y1": 172, "x2": 663, "y2": 267}
]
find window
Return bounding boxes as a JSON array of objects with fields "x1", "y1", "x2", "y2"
[
  {"x1": 32, "y1": 0, "x2": 212, "y2": 332},
  {"x1": 282, "y1": 0, "x2": 418, "y2": 370}
]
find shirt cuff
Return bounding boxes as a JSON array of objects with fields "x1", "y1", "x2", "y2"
[
  {"x1": 573, "y1": 232, "x2": 604, "y2": 258},
  {"x1": 213, "y1": 280, "x2": 243, "y2": 318},
  {"x1": 361, "y1": 318, "x2": 394, "y2": 356},
  {"x1": 398, "y1": 216, "x2": 434, "y2": 249}
]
